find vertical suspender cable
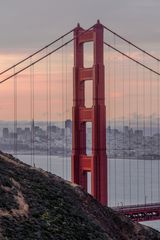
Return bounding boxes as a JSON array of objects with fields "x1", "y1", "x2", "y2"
[
  {"x1": 158, "y1": 61, "x2": 160, "y2": 202},
  {"x1": 32, "y1": 64, "x2": 35, "y2": 166},
  {"x1": 128, "y1": 44, "x2": 131, "y2": 205},
  {"x1": 14, "y1": 67, "x2": 17, "y2": 156},
  {"x1": 65, "y1": 44, "x2": 68, "y2": 180},
  {"x1": 30, "y1": 60, "x2": 35, "y2": 167},
  {"x1": 106, "y1": 45, "x2": 111, "y2": 206},
  {"x1": 122, "y1": 54, "x2": 125, "y2": 206},
  {"x1": 49, "y1": 54, "x2": 52, "y2": 172},
  {"x1": 136, "y1": 63, "x2": 139, "y2": 205},
  {"x1": 46, "y1": 48, "x2": 49, "y2": 171},
  {"x1": 113, "y1": 34, "x2": 117, "y2": 206},
  {"x1": 150, "y1": 71, "x2": 153, "y2": 203},
  {"x1": 142, "y1": 53, "x2": 146, "y2": 204},
  {"x1": 30, "y1": 59, "x2": 33, "y2": 166},
  {"x1": 61, "y1": 37, "x2": 65, "y2": 179}
]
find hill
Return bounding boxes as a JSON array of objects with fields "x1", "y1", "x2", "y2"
[{"x1": 0, "y1": 152, "x2": 159, "y2": 240}]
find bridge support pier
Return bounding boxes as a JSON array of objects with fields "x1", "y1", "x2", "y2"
[{"x1": 72, "y1": 21, "x2": 107, "y2": 205}]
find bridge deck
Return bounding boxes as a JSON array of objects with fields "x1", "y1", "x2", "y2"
[{"x1": 112, "y1": 203, "x2": 160, "y2": 222}]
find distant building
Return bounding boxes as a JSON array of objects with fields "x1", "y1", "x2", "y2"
[
  {"x1": 24, "y1": 127, "x2": 30, "y2": 133},
  {"x1": 123, "y1": 126, "x2": 133, "y2": 138},
  {"x1": 24, "y1": 128, "x2": 31, "y2": 140},
  {"x1": 17, "y1": 128, "x2": 22, "y2": 135},
  {"x1": 65, "y1": 119, "x2": 72, "y2": 129},
  {"x1": 10, "y1": 132, "x2": 17, "y2": 139},
  {"x1": 134, "y1": 130, "x2": 143, "y2": 144},
  {"x1": 107, "y1": 126, "x2": 111, "y2": 134},
  {"x1": 34, "y1": 126, "x2": 40, "y2": 134},
  {"x1": 47, "y1": 125, "x2": 59, "y2": 133},
  {"x1": 3, "y1": 128, "x2": 9, "y2": 138},
  {"x1": 65, "y1": 119, "x2": 72, "y2": 135}
]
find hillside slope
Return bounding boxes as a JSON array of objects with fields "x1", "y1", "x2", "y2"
[{"x1": 0, "y1": 152, "x2": 159, "y2": 240}]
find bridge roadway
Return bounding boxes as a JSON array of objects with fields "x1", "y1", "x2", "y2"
[{"x1": 112, "y1": 203, "x2": 160, "y2": 222}]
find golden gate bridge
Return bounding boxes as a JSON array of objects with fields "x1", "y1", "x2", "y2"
[{"x1": 0, "y1": 20, "x2": 160, "y2": 223}]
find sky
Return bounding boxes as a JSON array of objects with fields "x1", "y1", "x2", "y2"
[
  {"x1": 0, "y1": 0, "x2": 159, "y2": 121},
  {"x1": 0, "y1": 0, "x2": 159, "y2": 53}
]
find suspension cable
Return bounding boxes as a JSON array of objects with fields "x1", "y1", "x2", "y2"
[
  {"x1": 103, "y1": 42, "x2": 160, "y2": 76},
  {"x1": 65, "y1": 43, "x2": 68, "y2": 180},
  {"x1": 136, "y1": 63, "x2": 139, "y2": 205},
  {"x1": 1, "y1": 24, "x2": 159, "y2": 78},
  {"x1": 158, "y1": 61, "x2": 160, "y2": 202},
  {"x1": 128, "y1": 44, "x2": 131, "y2": 206},
  {"x1": 48, "y1": 54, "x2": 52, "y2": 172},
  {"x1": 103, "y1": 25, "x2": 160, "y2": 62},
  {"x1": 32, "y1": 65, "x2": 35, "y2": 166},
  {"x1": 149, "y1": 71, "x2": 153, "y2": 203},
  {"x1": 30, "y1": 63, "x2": 35, "y2": 167},
  {"x1": 107, "y1": 45, "x2": 111, "y2": 206},
  {"x1": 30, "y1": 58, "x2": 33, "y2": 166},
  {"x1": 13, "y1": 67, "x2": 17, "y2": 156},
  {"x1": 46, "y1": 48, "x2": 49, "y2": 172},
  {"x1": 0, "y1": 29, "x2": 74, "y2": 76},
  {"x1": 0, "y1": 40, "x2": 73, "y2": 84},
  {"x1": 122, "y1": 54, "x2": 125, "y2": 206},
  {"x1": 0, "y1": 25, "x2": 94, "y2": 84},
  {"x1": 113, "y1": 34, "x2": 117, "y2": 206},
  {"x1": 142, "y1": 52, "x2": 146, "y2": 204},
  {"x1": 61, "y1": 37, "x2": 65, "y2": 179}
]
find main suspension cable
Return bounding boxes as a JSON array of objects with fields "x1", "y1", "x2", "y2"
[
  {"x1": 103, "y1": 42, "x2": 160, "y2": 76},
  {"x1": 0, "y1": 29, "x2": 74, "y2": 76},
  {"x1": 0, "y1": 39, "x2": 73, "y2": 84},
  {"x1": 0, "y1": 25, "x2": 95, "y2": 84},
  {"x1": 103, "y1": 25, "x2": 160, "y2": 62}
]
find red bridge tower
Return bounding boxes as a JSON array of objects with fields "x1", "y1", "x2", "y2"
[{"x1": 72, "y1": 21, "x2": 107, "y2": 205}]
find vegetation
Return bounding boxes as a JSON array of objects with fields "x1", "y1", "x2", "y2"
[{"x1": 0, "y1": 152, "x2": 159, "y2": 239}]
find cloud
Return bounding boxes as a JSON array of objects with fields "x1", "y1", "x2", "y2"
[
  {"x1": 0, "y1": 0, "x2": 159, "y2": 53},
  {"x1": 0, "y1": 0, "x2": 159, "y2": 121}
]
